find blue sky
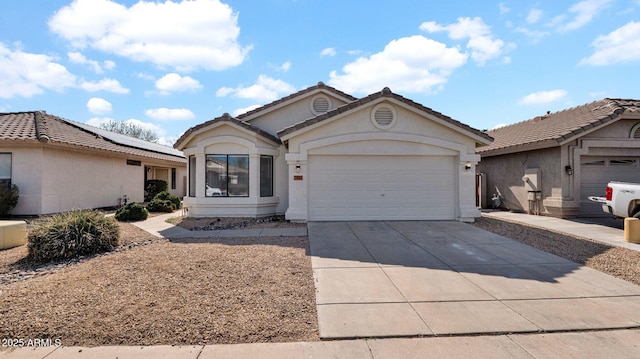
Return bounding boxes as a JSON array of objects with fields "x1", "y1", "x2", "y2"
[{"x1": 1, "y1": 0, "x2": 639, "y2": 146}]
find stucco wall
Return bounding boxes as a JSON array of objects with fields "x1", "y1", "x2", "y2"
[
  {"x1": 247, "y1": 92, "x2": 350, "y2": 136},
  {"x1": 0, "y1": 146, "x2": 44, "y2": 215},
  {"x1": 478, "y1": 147, "x2": 561, "y2": 214},
  {"x1": 40, "y1": 147, "x2": 143, "y2": 214}
]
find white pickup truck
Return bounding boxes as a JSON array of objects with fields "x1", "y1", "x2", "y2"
[{"x1": 589, "y1": 181, "x2": 640, "y2": 218}]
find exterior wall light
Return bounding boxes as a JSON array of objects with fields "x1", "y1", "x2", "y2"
[
  {"x1": 565, "y1": 165, "x2": 573, "y2": 175},
  {"x1": 464, "y1": 163, "x2": 472, "y2": 171},
  {"x1": 295, "y1": 161, "x2": 301, "y2": 173}
]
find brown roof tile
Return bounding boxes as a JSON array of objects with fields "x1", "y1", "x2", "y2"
[
  {"x1": 478, "y1": 98, "x2": 640, "y2": 155},
  {"x1": 174, "y1": 113, "x2": 281, "y2": 149},
  {"x1": 0, "y1": 111, "x2": 185, "y2": 164},
  {"x1": 277, "y1": 87, "x2": 493, "y2": 143}
]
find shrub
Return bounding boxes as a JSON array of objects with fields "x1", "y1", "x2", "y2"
[
  {"x1": 115, "y1": 202, "x2": 149, "y2": 221},
  {"x1": 153, "y1": 191, "x2": 181, "y2": 209},
  {"x1": 28, "y1": 210, "x2": 119, "y2": 262},
  {"x1": 146, "y1": 199, "x2": 175, "y2": 213},
  {"x1": 144, "y1": 180, "x2": 168, "y2": 202},
  {"x1": 0, "y1": 184, "x2": 19, "y2": 216}
]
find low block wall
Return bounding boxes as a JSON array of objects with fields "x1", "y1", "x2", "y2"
[{"x1": 0, "y1": 221, "x2": 27, "y2": 250}]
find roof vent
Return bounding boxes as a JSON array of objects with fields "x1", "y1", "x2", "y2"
[
  {"x1": 311, "y1": 95, "x2": 331, "y2": 115},
  {"x1": 371, "y1": 104, "x2": 396, "y2": 129},
  {"x1": 632, "y1": 123, "x2": 640, "y2": 139}
]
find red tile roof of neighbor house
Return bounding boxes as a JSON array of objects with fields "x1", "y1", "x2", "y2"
[
  {"x1": 478, "y1": 98, "x2": 640, "y2": 156},
  {"x1": 0, "y1": 111, "x2": 186, "y2": 164},
  {"x1": 277, "y1": 87, "x2": 494, "y2": 144}
]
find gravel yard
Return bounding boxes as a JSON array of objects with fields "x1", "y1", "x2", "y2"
[
  {"x1": 2, "y1": 214, "x2": 639, "y2": 347},
  {"x1": 0, "y1": 222, "x2": 318, "y2": 346},
  {"x1": 473, "y1": 216, "x2": 640, "y2": 286}
]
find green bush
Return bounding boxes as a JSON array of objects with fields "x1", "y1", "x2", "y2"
[
  {"x1": 144, "y1": 180, "x2": 168, "y2": 202},
  {"x1": 115, "y1": 202, "x2": 149, "y2": 221},
  {"x1": 28, "y1": 210, "x2": 119, "y2": 262},
  {"x1": 153, "y1": 191, "x2": 181, "y2": 209},
  {"x1": 146, "y1": 199, "x2": 175, "y2": 213},
  {"x1": 0, "y1": 184, "x2": 19, "y2": 216}
]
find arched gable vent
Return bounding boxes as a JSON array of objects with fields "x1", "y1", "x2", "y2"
[
  {"x1": 311, "y1": 96, "x2": 331, "y2": 115},
  {"x1": 631, "y1": 123, "x2": 640, "y2": 138},
  {"x1": 370, "y1": 104, "x2": 397, "y2": 130}
]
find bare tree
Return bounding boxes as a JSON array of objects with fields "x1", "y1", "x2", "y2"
[{"x1": 99, "y1": 120, "x2": 159, "y2": 143}]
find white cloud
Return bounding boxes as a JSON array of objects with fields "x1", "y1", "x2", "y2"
[
  {"x1": 518, "y1": 89, "x2": 568, "y2": 105},
  {"x1": 492, "y1": 123, "x2": 508, "y2": 129},
  {"x1": 279, "y1": 61, "x2": 291, "y2": 72},
  {"x1": 49, "y1": 0, "x2": 251, "y2": 71},
  {"x1": 550, "y1": 0, "x2": 612, "y2": 32},
  {"x1": 216, "y1": 75, "x2": 296, "y2": 102},
  {"x1": 80, "y1": 78, "x2": 129, "y2": 93},
  {"x1": 145, "y1": 108, "x2": 195, "y2": 121},
  {"x1": 155, "y1": 73, "x2": 202, "y2": 94},
  {"x1": 0, "y1": 43, "x2": 76, "y2": 98},
  {"x1": 232, "y1": 104, "x2": 261, "y2": 117},
  {"x1": 328, "y1": 35, "x2": 467, "y2": 95},
  {"x1": 321, "y1": 47, "x2": 337, "y2": 56},
  {"x1": 499, "y1": 3, "x2": 510, "y2": 14},
  {"x1": 67, "y1": 51, "x2": 114, "y2": 73},
  {"x1": 527, "y1": 9, "x2": 544, "y2": 24},
  {"x1": 86, "y1": 117, "x2": 113, "y2": 127},
  {"x1": 86, "y1": 97, "x2": 112, "y2": 114},
  {"x1": 420, "y1": 17, "x2": 512, "y2": 65},
  {"x1": 579, "y1": 21, "x2": 640, "y2": 66},
  {"x1": 515, "y1": 27, "x2": 549, "y2": 43}
]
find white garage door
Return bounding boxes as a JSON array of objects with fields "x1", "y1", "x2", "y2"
[
  {"x1": 308, "y1": 155, "x2": 456, "y2": 221},
  {"x1": 580, "y1": 156, "x2": 640, "y2": 217}
]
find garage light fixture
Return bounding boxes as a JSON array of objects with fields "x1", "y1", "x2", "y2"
[
  {"x1": 565, "y1": 165, "x2": 573, "y2": 175},
  {"x1": 295, "y1": 161, "x2": 301, "y2": 173},
  {"x1": 464, "y1": 163, "x2": 472, "y2": 171}
]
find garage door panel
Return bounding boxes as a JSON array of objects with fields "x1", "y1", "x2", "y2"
[
  {"x1": 308, "y1": 155, "x2": 455, "y2": 221},
  {"x1": 580, "y1": 157, "x2": 640, "y2": 217}
]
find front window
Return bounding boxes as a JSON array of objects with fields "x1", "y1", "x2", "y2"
[
  {"x1": 206, "y1": 155, "x2": 249, "y2": 197},
  {"x1": 188, "y1": 156, "x2": 196, "y2": 197},
  {"x1": 0, "y1": 153, "x2": 11, "y2": 188},
  {"x1": 260, "y1": 155, "x2": 273, "y2": 197}
]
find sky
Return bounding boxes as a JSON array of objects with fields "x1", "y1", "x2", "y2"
[{"x1": 1, "y1": 0, "x2": 639, "y2": 146}]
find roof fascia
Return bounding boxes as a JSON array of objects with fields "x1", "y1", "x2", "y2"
[
  {"x1": 176, "y1": 120, "x2": 280, "y2": 150},
  {"x1": 241, "y1": 88, "x2": 355, "y2": 123},
  {"x1": 478, "y1": 140, "x2": 558, "y2": 157}
]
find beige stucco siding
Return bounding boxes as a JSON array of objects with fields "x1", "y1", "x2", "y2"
[
  {"x1": 247, "y1": 93, "x2": 350, "y2": 136},
  {"x1": 0, "y1": 146, "x2": 44, "y2": 215},
  {"x1": 477, "y1": 147, "x2": 562, "y2": 215},
  {"x1": 40, "y1": 147, "x2": 143, "y2": 214}
]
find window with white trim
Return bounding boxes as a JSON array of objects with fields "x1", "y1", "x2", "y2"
[
  {"x1": 260, "y1": 155, "x2": 273, "y2": 197},
  {"x1": 0, "y1": 153, "x2": 11, "y2": 188},
  {"x1": 205, "y1": 155, "x2": 249, "y2": 197}
]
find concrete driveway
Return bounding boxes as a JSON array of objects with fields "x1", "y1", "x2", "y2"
[{"x1": 308, "y1": 221, "x2": 640, "y2": 339}]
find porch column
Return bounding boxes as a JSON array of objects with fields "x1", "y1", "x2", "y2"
[
  {"x1": 459, "y1": 155, "x2": 481, "y2": 222},
  {"x1": 284, "y1": 153, "x2": 307, "y2": 222}
]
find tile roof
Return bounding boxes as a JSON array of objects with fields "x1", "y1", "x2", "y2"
[
  {"x1": 174, "y1": 113, "x2": 281, "y2": 149},
  {"x1": 478, "y1": 98, "x2": 640, "y2": 155},
  {"x1": 277, "y1": 87, "x2": 494, "y2": 144},
  {"x1": 0, "y1": 111, "x2": 185, "y2": 164},
  {"x1": 236, "y1": 81, "x2": 357, "y2": 120}
]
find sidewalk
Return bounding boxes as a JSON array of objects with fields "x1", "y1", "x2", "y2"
[
  {"x1": 4, "y1": 329, "x2": 640, "y2": 358},
  {"x1": 482, "y1": 210, "x2": 640, "y2": 252},
  {"x1": 131, "y1": 212, "x2": 307, "y2": 239}
]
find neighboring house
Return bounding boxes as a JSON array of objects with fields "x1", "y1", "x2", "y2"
[
  {"x1": 477, "y1": 98, "x2": 640, "y2": 218},
  {"x1": 174, "y1": 82, "x2": 493, "y2": 222},
  {"x1": 0, "y1": 111, "x2": 187, "y2": 215}
]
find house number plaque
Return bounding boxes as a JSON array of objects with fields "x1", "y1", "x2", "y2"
[{"x1": 293, "y1": 175, "x2": 303, "y2": 181}]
